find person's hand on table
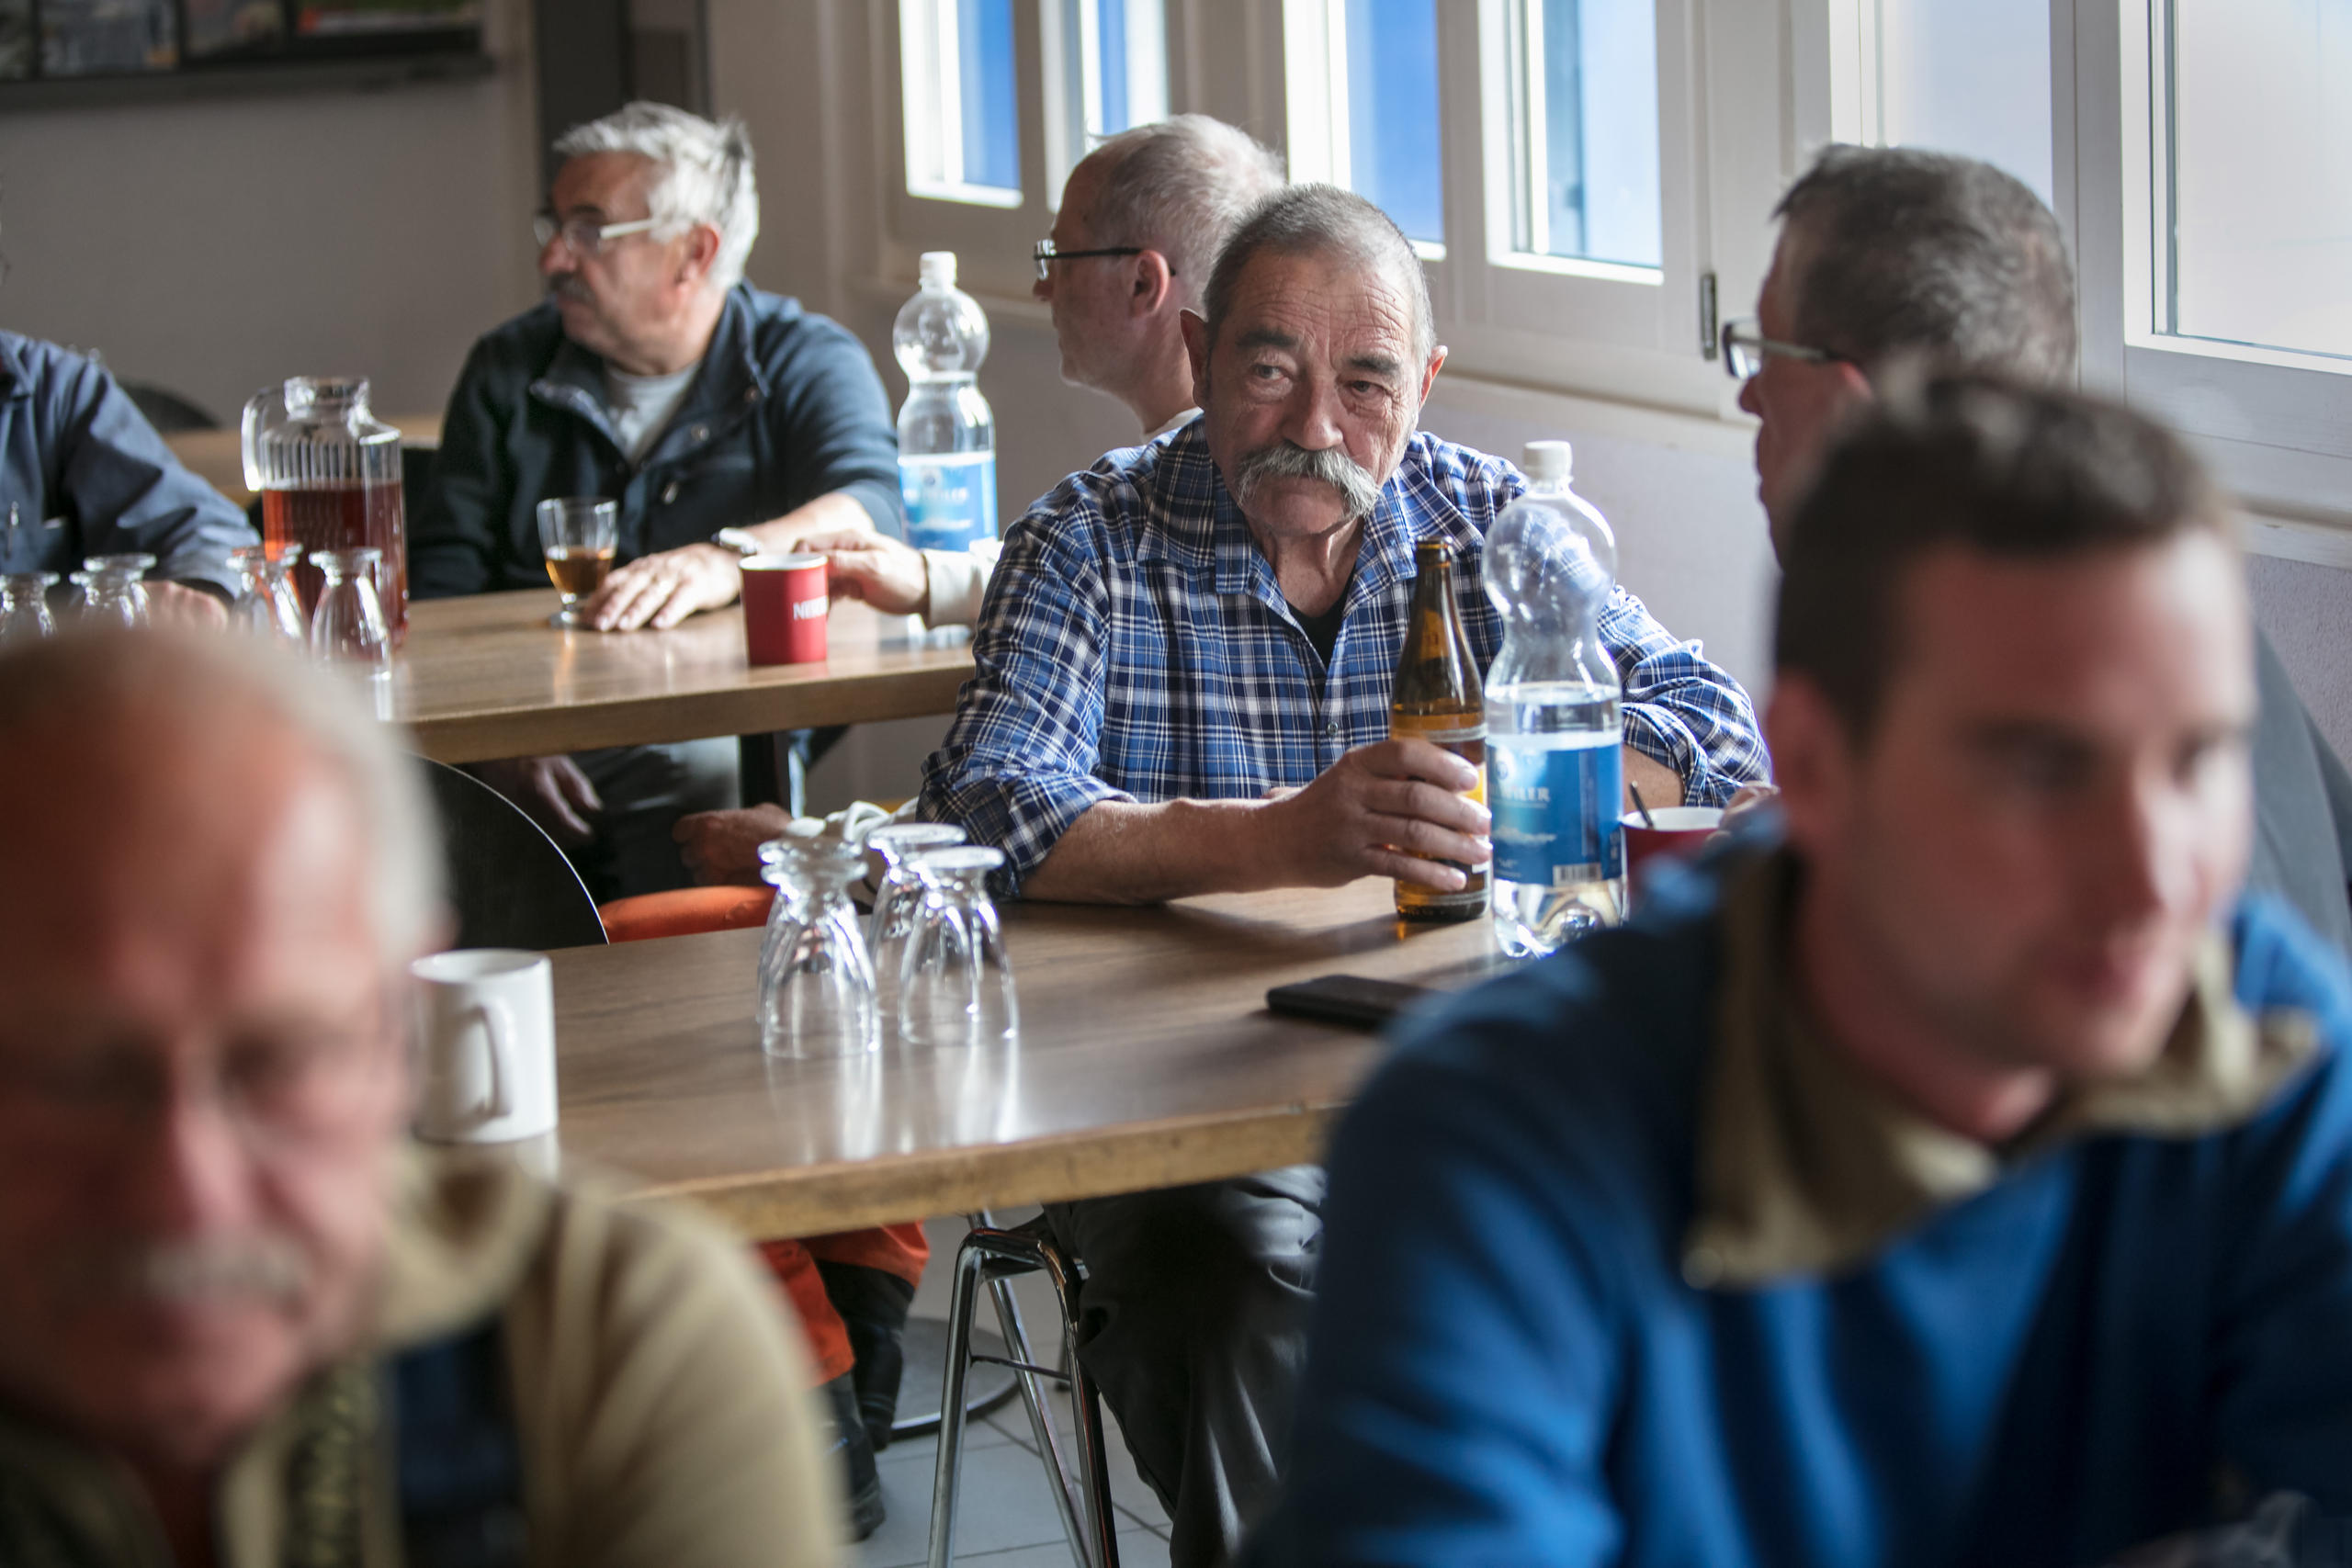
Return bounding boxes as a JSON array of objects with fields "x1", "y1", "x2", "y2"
[
  {"x1": 577, "y1": 542, "x2": 742, "y2": 631},
  {"x1": 792, "y1": 523, "x2": 932, "y2": 617},
  {"x1": 148, "y1": 581, "x2": 229, "y2": 630},
  {"x1": 474, "y1": 755, "x2": 603, "y2": 847},
  {"x1": 1257, "y1": 739, "x2": 1491, "y2": 891},
  {"x1": 674, "y1": 803, "x2": 795, "y2": 886}
]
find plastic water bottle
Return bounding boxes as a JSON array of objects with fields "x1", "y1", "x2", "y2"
[
  {"x1": 893, "y1": 252, "x2": 998, "y2": 552},
  {"x1": 1484, "y1": 441, "x2": 1626, "y2": 958}
]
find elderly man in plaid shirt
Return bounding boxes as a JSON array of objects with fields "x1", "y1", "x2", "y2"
[{"x1": 920, "y1": 185, "x2": 1768, "y2": 1566}]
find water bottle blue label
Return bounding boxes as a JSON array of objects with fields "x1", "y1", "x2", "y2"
[
  {"x1": 1489, "y1": 739, "x2": 1625, "y2": 886},
  {"x1": 900, "y1": 452, "x2": 998, "y2": 552}
]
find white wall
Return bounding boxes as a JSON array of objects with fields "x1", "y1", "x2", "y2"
[{"x1": 0, "y1": 0, "x2": 541, "y2": 425}]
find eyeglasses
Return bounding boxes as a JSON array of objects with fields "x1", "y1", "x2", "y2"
[
  {"x1": 1719, "y1": 317, "x2": 1853, "y2": 380},
  {"x1": 1033, "y1": 238, "x2": 1153, "y2": 282},
  {"x1": 534, "y1": 211, "x2": 662, "y2": 257}
]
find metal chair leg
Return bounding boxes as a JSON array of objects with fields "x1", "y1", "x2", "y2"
[{"x1": 925, "y1": 1219, "x2": 1121, "y2": 1568}]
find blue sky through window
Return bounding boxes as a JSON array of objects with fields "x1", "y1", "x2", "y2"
[
  {"x1": 1344, "y1": 0, "x2": 1444, "y2": 244},
  {"x1": 959, "y1": 0, "x2": 1020, "y2": 191}
]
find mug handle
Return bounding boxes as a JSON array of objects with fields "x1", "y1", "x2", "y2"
[{"x1": 467, "y1": 1000, "x2": 515, "y2": 1123}]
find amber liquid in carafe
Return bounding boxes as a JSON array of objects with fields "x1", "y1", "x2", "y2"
[{"x1": 262, "y1": 480, "x2": 407, "y2": 647}]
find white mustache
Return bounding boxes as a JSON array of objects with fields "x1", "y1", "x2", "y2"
[
  {"x1": 1232, "y1": 442, "x2": 1383, "y2": 522},
  {"x1": 77, "y1": 1236, "x2": 311, "y2": 1306}
]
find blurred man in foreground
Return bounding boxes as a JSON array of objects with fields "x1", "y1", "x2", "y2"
[
  {"x1": 0, "y1": 631, "x2": 839, "y2": 1566},
  {"x1": 1727, "y1": 143, "x2": 2352, "y2": 950},
  {"x1": 1257, "y1": 379, "x2": 2352, "y2": 1567}
]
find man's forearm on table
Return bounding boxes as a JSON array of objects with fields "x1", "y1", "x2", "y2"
[
  {"x1": 741, "y1": 491, "x2": 879, "y2": 554},
  {"x1": 1020, "y1": 797, "x2": 1288, "y2": 904}
]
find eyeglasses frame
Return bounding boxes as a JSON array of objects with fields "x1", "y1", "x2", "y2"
[
  {"x1": 1033, "y1": 239, "x2": 1159, "y2": 283},
  {"x1": 534, "y1": 212, "x2": 663, "y2": 258},
  {"x1": 1718, "y1": 317, "x2": 1855, "y2": 381}
]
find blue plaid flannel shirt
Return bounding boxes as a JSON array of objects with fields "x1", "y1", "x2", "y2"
[{"x1": 920, "y1": 423, "x2": 1769, "y2": 897}]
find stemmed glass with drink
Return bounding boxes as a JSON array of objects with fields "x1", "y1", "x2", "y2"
[{"x1": 537, "y1": 498, "x2": 617, "y2": 627}]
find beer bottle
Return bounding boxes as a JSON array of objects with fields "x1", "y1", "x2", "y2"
[{"x1": 1390, "y1": 538, "x2": 1487, "y2": 922}]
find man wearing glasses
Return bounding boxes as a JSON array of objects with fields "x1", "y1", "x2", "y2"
[
  {"x1": 409, "y1": 101, "x2": 902, "y2": 898},
  {"x1": 1717, "y1": 143, "x2": 2352, "y2": 956}
]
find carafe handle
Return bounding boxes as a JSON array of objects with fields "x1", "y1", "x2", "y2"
[{"x1": 240, "y1": 389, "x2": 277, "y2": 494}]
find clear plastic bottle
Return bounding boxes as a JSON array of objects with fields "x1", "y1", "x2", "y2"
[
  {"x1": 1484, "y1": 441, "x2": 1626, "y2": 958},
  {"x1": 892, "y1": 252, "x2": 999, "y2": 552}
]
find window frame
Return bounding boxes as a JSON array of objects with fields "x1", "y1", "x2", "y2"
[{"x1": 2067, "y1": 0, "x2": 2352, "y2": 520}]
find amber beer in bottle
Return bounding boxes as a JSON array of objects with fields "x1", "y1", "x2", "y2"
[{"x1": 1390, "y1": 539, "x2": 1487, "y2": 921}]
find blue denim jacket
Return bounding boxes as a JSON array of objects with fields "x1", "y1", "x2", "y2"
[
  {"x1": 0, "y1": 332, "x2": 257, "y2": 598},
  {"x1": 410, "y1": 285, "x2": 902, "y2": 598}
]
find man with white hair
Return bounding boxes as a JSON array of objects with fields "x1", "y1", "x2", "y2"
[
  {"x1": 411, "y1": 101, "x2": 902, "y2": 897},
  {"x1": 0, "y1": 629, "x2": 839, "y2": 1565}
]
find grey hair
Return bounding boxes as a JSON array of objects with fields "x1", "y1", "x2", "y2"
[
  {"x1": 554, "y1": 100, "x2": 760, "y2": 291},
  {"x1": 1204, "y1": 184, "x2": 1434, "y2": 364},
  {"x1": 1774, "y1": 144, "x2": 2076, "y2": 384},
  {"x1": 0, "y1": 631, "x2": 442, "y2": 970},
  {"x1": 1079, "y1": 115, "x2": 1286, "y2": 310}
]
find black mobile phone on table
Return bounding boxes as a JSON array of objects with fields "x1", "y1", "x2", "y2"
[{"x1": 1266, "y1": 974, "x2": 1433, "y2": 1029}]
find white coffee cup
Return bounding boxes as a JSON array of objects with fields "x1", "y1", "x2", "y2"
[{"x1": 411, "y1": 949, "x2": 558, "y2": 1144}]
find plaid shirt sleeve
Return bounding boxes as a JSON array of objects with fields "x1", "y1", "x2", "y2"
[
  {"x1": 917, "y1": 493, "x2": 1136, "y2": 897},
  {"x1": 1600, "y1": 585, "x2": 1772, "y2": 808}
]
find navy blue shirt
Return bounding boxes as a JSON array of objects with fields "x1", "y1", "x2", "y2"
[
  {"x1": 411, "y1": 285, "x2": 902, "y2": 599},
  {"x1": 1258, "y1": 852, "x2": 2352, "y2": 1568},
  {"x1": 0, "y1": 332, "x2": 256, "y2": 597}
]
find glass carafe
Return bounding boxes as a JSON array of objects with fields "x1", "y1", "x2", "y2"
[
  {"x1": 0, "y1": 572, "x2": 55, "y2": 641},
  {"x1": 758, "y1": 837, "x2": 880, "y2": 1059},
  {"x1": 228, "y1": 543, "x2": 306, "y2": 642},
  {"x1": 243, "y1": 377, "x2": 407, "y2": 647},
  {"x1": 76, "y1": 554, "x2": 153, "y2": 627}
]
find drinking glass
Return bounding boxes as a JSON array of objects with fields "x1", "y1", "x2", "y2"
[
  {"x1": 0, "y1": 572, "x2": 56, "y2": 641},
  {"x1": 311, "y1": 547, "x2": 392, "y2": 681},
  {"x1": 536, "y1": 497, "x2": 618, "y2": 626},
  {"x1": 865, "y1": 822, "x2": 968, "y2": 1007},
  {"x1": 77, "y1": 553, "x2": 154, "y2": 626},
  {"x1": 898, "y1": 846, "x2": 1018, "y2": 1048},
  {"x1": 229, "y1": 544, "x2": 306, "y2": 642},
  {"x1": 758, "y1": 836, "x2": 880, "y2": 1058}
]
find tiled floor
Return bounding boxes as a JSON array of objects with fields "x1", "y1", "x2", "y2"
[{"x1": 851, "y1": 1216, "x2": 1173, "y2": 1568}]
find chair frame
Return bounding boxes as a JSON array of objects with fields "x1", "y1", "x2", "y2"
[{"x1": 927, "y1": 1215, "x2": 1122, "y2": 1568}]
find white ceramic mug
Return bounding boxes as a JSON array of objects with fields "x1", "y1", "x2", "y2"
[{"x1": 411, "y1": 949, "x2": 558, "y2": 1144}]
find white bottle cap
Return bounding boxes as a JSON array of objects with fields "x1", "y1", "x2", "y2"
[
  {"x1": 919, "y1": 251, "x2": 958, "y2": 288},
  {"x1": 1522, "y1": 440, "x2": 1574, "y2": 483}
]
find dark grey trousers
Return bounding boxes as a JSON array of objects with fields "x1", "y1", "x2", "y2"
[{"x1": 1044, "y1": 1166, "x2": 1326, "y2": 1568}]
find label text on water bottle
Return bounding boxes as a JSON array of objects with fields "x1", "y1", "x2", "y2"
[
  {"x1": 900, "y1": 452, "x2": 998, "y2": 552},
  {"x1": 1489, "y1": 733, "x2": 1624, "y2": 886}
]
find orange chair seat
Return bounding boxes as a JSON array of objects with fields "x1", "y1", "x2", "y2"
[{"x1": 598, "y1": 885, "x2": 775, "y2": 943}]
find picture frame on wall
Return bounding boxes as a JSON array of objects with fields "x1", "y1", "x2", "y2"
[{"x1": 37, "y1": 0, "x2": 177, "y2": 76}]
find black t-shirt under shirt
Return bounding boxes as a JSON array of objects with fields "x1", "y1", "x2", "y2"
[{"x1": 1292, "y1": 577, "x2": 1353, "y2": 668}]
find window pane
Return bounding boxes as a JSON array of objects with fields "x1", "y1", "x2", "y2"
[
  {"x1": 901, "y1": 0, "x2": 1021, "y2": 205},
  {"x1": 958, "y1": 0, "x2": 1020, "y2": 191},
  {"x1": 1058, "y1": 0, "x2": 1168, "y2": 146},
  {"x1": 1877, "y1": 0, "x2": 2052, "y2": 209},
  {"x1": 1344, "y1": 0, "x2": 1444, "y2": 244},
  {"x1": 1508, "y1": 0, "x2": 1660, "y2": 267},
  {"x1": 2167, "y1": 0, "x2": 2352, "y2": 361}
]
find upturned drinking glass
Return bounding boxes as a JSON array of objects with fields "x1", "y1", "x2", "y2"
[
  {"x1": 77, "y1": 553, "x2": 154, "y2": 626},
  {"x1": 229, "y1": 544, "x2": 306, "y2": 642},
  {"x1": 865, "y1": 822, "x2": 968, "y2": 1008},
  {"x1": 310, "y1": 547, "x2": 392, "y2": 679},
  {"x1": 898, "y1": 846, "x2": 1018, "y2": 1048},
  {"x1": 0, "y1": 572, "x2": 56, "y2": 641},
  {"x1": 758, "y1": 836, "x2": 880, "y2": 1058}
]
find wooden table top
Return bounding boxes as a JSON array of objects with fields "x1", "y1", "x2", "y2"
[
  {"x1": 392, "y1": 589, "x2": 975, "y2": 764},
  {"x1": 164, "y1": 412, "x2": 444, "y2": 506},
  {"x1": 546, "y1": 882, "x2": 1513, "y2": 1235}
]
